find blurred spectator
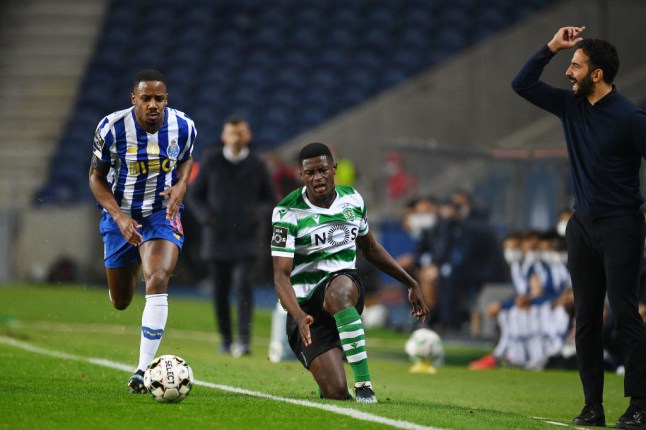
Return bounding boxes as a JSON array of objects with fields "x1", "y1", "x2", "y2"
[
  {"x1": 470, "y1": 229, "x2": 573, "y2": 370},
  {"x1": 415, "y1": 197, "x2": 506, "y2": 333},
  {"x1": 451, "y1": 189, "x2": 489, "y2": 223},
  {"x1": 187, "y1": 116, "x2": 276, "y2": 357},
  {"x1": 384, "y1": 151, "x2": 417, "y2": 201},
  {"x1": 400, "y1": 196, "x2": 440, "y2": 311},
  {"x1": 329, "y1": 144, "x2": 357, "y2": 187},
  {"x1": 265, "y1": 152, "x2": 301, "y2": 200}
]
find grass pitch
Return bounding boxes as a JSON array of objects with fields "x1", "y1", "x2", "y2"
[{"x1": 0, "y1": 284, "x2": 628, "y2": 429}]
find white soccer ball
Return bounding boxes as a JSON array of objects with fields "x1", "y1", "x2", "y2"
[
  {"x1": 405, "y1": 328, "x2": 444, "y2": 365},
  {"x1": 144, "y1": 355, "x2": 194, "y2": 403}
]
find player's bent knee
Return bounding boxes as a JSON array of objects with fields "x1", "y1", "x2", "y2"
[
  {"x1": 111, "y1": 297, "x2": 132, "y2": 310},
  {"x1": 322, "y1": 391, "x2": 351, "y2": 401},
  {"x1": 320, "y1": 384, "x2": 351, "y2": 400},
  {"x1": 146, "y1": 271, "x2": 171, "y2": 292}
]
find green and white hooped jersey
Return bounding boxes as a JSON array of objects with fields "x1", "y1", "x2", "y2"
[{"x1": 271, "y1": 185, "x2": 369, "y2": 302}]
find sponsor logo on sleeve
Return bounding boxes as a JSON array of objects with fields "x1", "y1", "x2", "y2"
[
  {"x1": 93, "y1": 129, "x2": 105, "y2": 153},
  {"x1": 271, "y1": 225, "x2": 288, "y2": 247}
]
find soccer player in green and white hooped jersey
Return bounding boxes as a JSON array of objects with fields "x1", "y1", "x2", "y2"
[{"x1": 271, "y1": 142, "x2": 428, "y2": 403}]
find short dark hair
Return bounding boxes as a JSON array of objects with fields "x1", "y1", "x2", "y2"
[
  {"x1": 133, "y1": 69, "x2": 166, "y2": 89},
  {"x1": 224, "y1": 115, "x2": 247, "y2": 126},
  {"x1": 574, "y1": 39, "x2": 620, "y2": 83},
  {"x1": 298, "y1": 142, "x2": 334, "y2": 165}
]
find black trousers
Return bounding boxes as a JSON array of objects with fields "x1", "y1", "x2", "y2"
[
  {"x1": 209, "y1": 259, "x2": 255, "y2": 346},
  {"x1": 567, "y1": 212, "x2": 646, "y2": 403}
]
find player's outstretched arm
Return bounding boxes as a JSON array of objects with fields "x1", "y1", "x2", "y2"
[
  {"x1": 89, "y1": 156, "x2": 143, "y2": 246},
  {"x1": 273, "y1": 256, "x2": 314, "y2": 346},
  {"x1": 160, "y1": 157, "x2": 193, "y2": 220},
  {"x1": 356, "y1": 232, "x2": 429, "y2": 321},
  {"x1": 547, "y1": 26, "x2": 586, "y2": 54}
]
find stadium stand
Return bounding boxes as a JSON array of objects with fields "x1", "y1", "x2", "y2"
[
  {"x1": 37, "y1": 0, "x2": 559, "y2": 204},
  {"x1": 0, "y1": 0, "x2": 108, "y2": 210}
]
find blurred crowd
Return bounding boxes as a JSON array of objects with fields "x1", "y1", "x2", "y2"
[
  {"x1": 367, "y1": 190, "x2": 646, "y2": 373},
  {"x1": 395, "y1": 191, "x2": 509, "y2": 333}
]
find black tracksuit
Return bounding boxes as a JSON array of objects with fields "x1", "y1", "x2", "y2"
[{"x1": 187, "y1": 145, "x2": 275, "y2": 347}]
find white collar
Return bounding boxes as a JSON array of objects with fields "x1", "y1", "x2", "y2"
[{"x1": 223, "y1": 145, "x2": 249, "y2": 163}]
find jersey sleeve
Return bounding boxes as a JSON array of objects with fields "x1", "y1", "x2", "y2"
[
  {"x1": 270, "y1": 206, "x2": 296, "y2": 258},
  {"x1": 178, "y1": 116, "x2": 197, "y2": 162},
  {"x1": 511, "y1": 45, "x2": 568, "y2": 118},
  {"x1": 358, "y1": 195, "x2": 369, "y2": 236},
  {"x1": 92, "y1": 116, "x2": 114, "y2": 163}
]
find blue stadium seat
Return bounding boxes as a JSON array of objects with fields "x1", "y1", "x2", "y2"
[{"x1": 42, "y1": 0, "x2": 560, "y2": 203}]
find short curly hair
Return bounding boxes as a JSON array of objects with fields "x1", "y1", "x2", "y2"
[
  {"x1": 574, "y1": 39, "x2": 619, "y2": 84},
  {"x1": 133, "y1": 69, "x2": 166, "y2": 89},
  {"x1": 298, "y1": 143, "x2": 333, "y2": 165}
]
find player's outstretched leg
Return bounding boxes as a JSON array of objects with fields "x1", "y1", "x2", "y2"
[{"x1": 334, "y1": 306, "x2": 377, "y2": 403}]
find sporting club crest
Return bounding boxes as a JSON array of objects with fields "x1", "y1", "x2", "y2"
[{"x1": 342, "y1": 204, "x2": 355, "y2": 222}]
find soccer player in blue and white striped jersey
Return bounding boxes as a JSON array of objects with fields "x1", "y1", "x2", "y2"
[{"x1": 89, "y1": 69, "x2": 197, "y2": 394}]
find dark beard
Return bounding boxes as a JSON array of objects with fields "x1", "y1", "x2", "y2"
[{"x1": 574, "y1": 73, "x2": 594, "y2": 98}]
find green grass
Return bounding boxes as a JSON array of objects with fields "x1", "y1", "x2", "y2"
[{"x1": 0, "y1": 284, "x2": 628, "y2": 429}]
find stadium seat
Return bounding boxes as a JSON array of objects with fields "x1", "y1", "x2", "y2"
[{"x1": 41, "y1": 0, "x2": 560, "y2": 203}]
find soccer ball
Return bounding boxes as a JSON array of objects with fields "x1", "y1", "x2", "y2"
[
  {"x1": 405, "y1": 328, "x2": 444, "y2": 365},
  {"x1": 144, "y1": 355, "x2": 194, "y2": 403}
]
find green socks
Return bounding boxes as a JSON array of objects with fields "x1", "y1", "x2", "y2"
[{"x1": 334, "y1": 306, "x2": 371, "y2": 385}]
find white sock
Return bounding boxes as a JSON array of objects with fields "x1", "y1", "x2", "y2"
[{"x1": 137, "y1": 294, "x2": 168, "y2": 372}]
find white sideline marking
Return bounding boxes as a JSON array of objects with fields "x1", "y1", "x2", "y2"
[
  {"x1": 0, "y1": 335, "x2": 443, "y2": 430},
  {"x1": 530, "y1": 416, "x2": 588, "y2": 429}
]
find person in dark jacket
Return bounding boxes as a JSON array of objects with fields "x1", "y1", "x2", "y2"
[
  {"x1": 512, "y1": 26, "x2": 646, "y2": 429},
  {"x1": 187, "y1": 116, "x2": 275, "y2": 356}
]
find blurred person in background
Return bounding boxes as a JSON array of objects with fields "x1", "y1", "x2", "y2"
[
  {"x1": 384, "y1": 151, "x2": 417, "y2": 201},
  {"x1": 329, "y1": 144, "x2": 357, "y2": 187},
  {"x1": 513, "y1": 25, "x2": 646, "y2": 428},
  {"x1": 88, "y1": 69, "x2": 196, "y2": 393},
  {"x1": 187, "y1": 116, "x2": 275, "y2": 357},
  {"x1": 265, "y1": 152, "x2": 301, "y2": 200}
]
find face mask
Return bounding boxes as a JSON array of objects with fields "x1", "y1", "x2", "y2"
[
  {"x1": 504, "y1": 249, "x2": 522, "y2": 264},
  {"x1": 408, "y1": 213, "x2": 437, "y2": 239},
  {"x1": 541, "y1": 251, "x2": 560, "y2": 264},
  {"x1": 524, "y1": 250, "x2": 540, "y2": 264}
]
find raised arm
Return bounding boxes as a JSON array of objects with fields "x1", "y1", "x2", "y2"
[{"x1": 511, "y1": 26, "x2": 584, "y2": 117}]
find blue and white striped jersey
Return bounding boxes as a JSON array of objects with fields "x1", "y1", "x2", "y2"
[{"x1": 93, "y1": 107, "x2": 197, "y2": 219}]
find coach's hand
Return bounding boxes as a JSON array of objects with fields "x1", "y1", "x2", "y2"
[{"x1": 547, "y1": 26, "x2": 586, "y2": 53}]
